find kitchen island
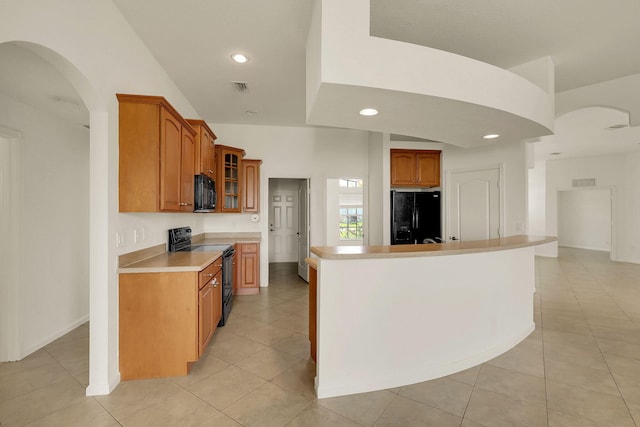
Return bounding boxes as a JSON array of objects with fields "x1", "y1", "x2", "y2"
[{"x1": 308, "y1": 235, "x2": 556, "y2": 399}]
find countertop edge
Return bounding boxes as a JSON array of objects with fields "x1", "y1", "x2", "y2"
[
  {"x1": 311, "y1": 235, "x2": 557, "y2": 260},
  {"x1": 118, "y1": 251, "x2": 223, "y2": 274}
]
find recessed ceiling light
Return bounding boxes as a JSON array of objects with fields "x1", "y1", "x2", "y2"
[
  {"x1": 359, "y1": 108, "x2": 378, "y2": 116},
  {"x1": 482, "y1": 134, "x2": 500, "y2": 139},
  {"x1": 231, "y1": 53, "x2": 249, "y2": 64}
]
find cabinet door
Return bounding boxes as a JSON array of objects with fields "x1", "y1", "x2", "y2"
[
  {"x1": 160, "y1": 108, "x2": 182, "y2": 211},
  {"x1": 416, "y1": 152, "x2": 440, "y2": 187},
  {"x1": 195, "y1": 127, "x2": 216, "y2": 180},
  {"x1": 242, "y1": 160, "x2": 261, "y2": 213},
  {"x1": 180, "y1": 128, "x2": 195, "y2": 211},
  {"x1": 204, "y1": 130, "x2": 216, "y2": 180},
  {"x1": 390, "y1": 151, "x2": 416, "y2": 186},
  {"x1": 198, "y1": 281, "x2": 214, "y2": 357},
  {"x1": 222, "y1": 150, "x2": 242, "y2": 212},
  {"x1": 238, "y1": 243, "x2": 259, "y2": 295}
]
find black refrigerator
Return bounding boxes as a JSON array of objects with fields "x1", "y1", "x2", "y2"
[{"x1": 391, "y1": 190, "x2": 441, "y2": 244}]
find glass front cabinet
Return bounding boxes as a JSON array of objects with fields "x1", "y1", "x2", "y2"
[{"x1": 215, "y1": 145, "x2": 245, "y2": 212}]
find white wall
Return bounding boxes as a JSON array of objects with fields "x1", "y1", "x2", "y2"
[
  {"x1": 203, "y1": 124, "x2": 370, "y2": 285},
  {"x1": 367, "y1": 132, "x2": 384, "y2": 245},
  {"x1": 558, "y1": 189, "x2": 611, "y2": 251},
  {"x1": 528, "y1": 160, "x2": 556, "y2": 256},
  {"x1": 2, "y1": 0, "x2": 205, "y2": 395},
  {"x1": 0, "y1": 93, "x2": 90, "y2": 355},
  {"x1": 545, "y1": 153, "x2": 640, "y2": 263},
  {"x1": 444, "y1": 141, "x2": 529, "y2": 238}
]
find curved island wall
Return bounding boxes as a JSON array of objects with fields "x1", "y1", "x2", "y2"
[{"x1": 310, "y1": 235, "x2": 556, "y2": 399}]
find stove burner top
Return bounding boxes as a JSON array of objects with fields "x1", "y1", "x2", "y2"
[{"x1": 169, "y1": 227, "x2": 233, "y2": 254}]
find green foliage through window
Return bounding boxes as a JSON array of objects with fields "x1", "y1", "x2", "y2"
[{"x1": 339, "y1": 207, "x2": 363, "y2": 239}]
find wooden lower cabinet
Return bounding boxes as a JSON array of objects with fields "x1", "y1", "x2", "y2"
[
  {"x1": 198, "y1": 262, "x2": 222, "y2": 356},
  {"x1": 235, "y1": 242, "x2": 260, "y2": 295},
  {"x1": 307, "y1": 260, "x2": 317, "y2": 363},
  {"x1": 119, "y1": 258, "x2": 222, "y2": 380}
]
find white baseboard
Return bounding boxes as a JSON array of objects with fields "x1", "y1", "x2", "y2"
[
  {"x1": 86, "y1": 372, "x2": 121, "y2": 396},
  {"x1": 558, "y1": 244, "x2": 610, "y2": 252},
  {"x1": 21, "y1": 314, "x2": 89, "y2": 359}
]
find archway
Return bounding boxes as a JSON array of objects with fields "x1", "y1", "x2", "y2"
[{"x1": 0, "y1": 41, "x2": 97, "y2": 389}]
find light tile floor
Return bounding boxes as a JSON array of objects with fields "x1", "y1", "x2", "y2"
[{"x1": 1, "y1": 248, "x2": 639, "y2": 426}]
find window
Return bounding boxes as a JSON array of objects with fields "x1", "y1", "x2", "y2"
[{"x1": 338, "y1": 179, "x2": 363, "y2": 240}]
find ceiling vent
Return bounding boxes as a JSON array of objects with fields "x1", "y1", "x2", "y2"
[
  {"x1": 231, "y1": 81, "x2": 248, "y2": 93},
  {"x1": 572, "y1": 178, "x2": 596, "y2": 187}
]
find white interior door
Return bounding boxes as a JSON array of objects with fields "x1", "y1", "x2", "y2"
[
  {"x1": 269, "y1": 189, "x2": 298, "y2": 262},
  {"x1": 448, "y1": 168, "x2": 501, "y2": 241},
  {"x1": 297, "y1": 179, "x2": 310, "y2": 281}
]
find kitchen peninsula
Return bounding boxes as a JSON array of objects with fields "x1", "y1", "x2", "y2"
[{"x1": 308, "y1": 235, "x2": 556, "y2": 399}]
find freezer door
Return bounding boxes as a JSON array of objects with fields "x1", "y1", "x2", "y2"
[{"x1": 391, "y1": 191, "x2": 415, "y2": 244}]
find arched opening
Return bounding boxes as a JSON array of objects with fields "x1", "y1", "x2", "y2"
[{"x1": 0, "y1": 41, "x2": 91, "y2": 385}]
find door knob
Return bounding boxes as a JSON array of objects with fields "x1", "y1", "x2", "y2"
[{"x1": 450, "y1": 236, "x2": 458, "y2": 241}]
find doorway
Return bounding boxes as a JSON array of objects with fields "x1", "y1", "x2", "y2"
[
  {"x1": 447, "y1": 166, "x2": 503, "y2": 241},
  {"x1": 268, "y1": 178, "x2": 310, "y2": 282},
  {"x1": 557, "y1": 188, "x2": 614, "y2": 257},
  {"x1": 0, "y1": 43, "x2": 90, "y2": 375}
]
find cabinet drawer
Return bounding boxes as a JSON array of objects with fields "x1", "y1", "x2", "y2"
[
  {"x1": 240, "y1": 243, "x2": 258, "y2": 253},
  {"x1": 199, "y1": 258, "x2": 222, "y2": 289}
]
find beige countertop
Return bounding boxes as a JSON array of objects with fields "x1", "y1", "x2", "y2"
[
  {"x1": 118, "y1": 232, "x2": 261, "y2": 273},
  {"x1": 118, "y1": 250, "x2": 223, "y2": 273},
  {"x1": 310, "y1": 235, "x2": 557, "y2": 260}
]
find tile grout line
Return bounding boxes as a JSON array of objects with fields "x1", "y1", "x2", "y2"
[{"x1": 576, "y1": 256, "x2": 638, "y2": 427}]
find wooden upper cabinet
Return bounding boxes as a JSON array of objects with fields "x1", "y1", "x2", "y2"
[
  {"x1": 390, "y1": 150, "x2": 416, "y2": 186},
  {"x1": 242, "y1": 159, "x2": 262, "y2": 213},
  {"x1": 215, "y1": 145, "x2": 245, "y2": 213},
  {"x1": 187, "y1": 119, "x2": 217, "y2": 181},
  {"x1": 415, "y1": 151, "x2": 440, "y2": 187},
  {"x1": 159, "y1": 108, "x2": 182, "y2": 211},
  {"x1": 180, "y1": 129, "x2": 195, "y2": 212},
  {"x1": 390, "y1": 149, "x2": 441, "y2": 188},
  {"x1": 117, "y1": 94, "x2": 196, "y2": 212}
]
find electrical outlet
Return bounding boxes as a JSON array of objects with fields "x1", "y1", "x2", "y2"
[
  {"x1": 133, "y1": 228, "x2": 141, "y2": 243},
  {"x1": 116, "y1": 232, "x2": 125, "y2": 248}
]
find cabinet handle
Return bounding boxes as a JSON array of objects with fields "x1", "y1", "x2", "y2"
[
  {"x1": 214, "y1": 263, "x2": 222, "y2": 268},
  {"x1": 211, "y1": 278, "x2": 218, "y2": 286},
  {"x1": 208, "y1": 170, "x2": 214, "y2": 174},
  {"x1": 207, "y1": 273, "x2": 214, "y2": 277},
  {"x1": 179, "y1": 202, "x2": 187, "y2": 206}
]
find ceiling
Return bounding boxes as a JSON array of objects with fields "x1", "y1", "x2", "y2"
[{"x1": 2, "y1": 0, "x2": 640, "y2": 159}]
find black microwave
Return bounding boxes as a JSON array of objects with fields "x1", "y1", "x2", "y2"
[{"x1": 194, "y1": 174, "x2": 216, "y2": 212}]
